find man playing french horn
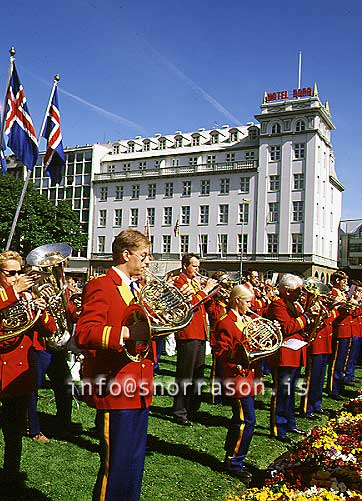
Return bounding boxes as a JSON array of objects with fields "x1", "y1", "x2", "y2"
[{"x1": 0, "y1": 250, "x2": 56, "y2": 488}]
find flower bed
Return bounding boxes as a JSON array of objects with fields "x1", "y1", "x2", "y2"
[
  {"x1": 226, "y1": 485, "x2": 362, "y2": 500},
  {"x1": 343, "y1": 396, "x2": 362, "y2": 416}
]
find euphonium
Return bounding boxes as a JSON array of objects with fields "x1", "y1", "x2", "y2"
[
  {"x1": 236, "y1": 316, "x2": 283, "y2": 367},
  {"x1": 26, "y1": 243, "x2": 73, "y2": 350}
]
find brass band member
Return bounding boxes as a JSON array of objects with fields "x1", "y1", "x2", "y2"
[
  {"x1": 0, "y1": 251, "x2": 55, "y2": 487},
  {"x1": 214, "y1": 284, "x2": 261, "y2": 484}
]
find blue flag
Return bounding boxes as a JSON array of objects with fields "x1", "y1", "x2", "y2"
[
  {"x1": 4, "y1": 64, "x2": 38, "y2": 170},
  {"x1": 0, "y1": 137, "x2": 7, "y2": 174},
  {"x1": 41, "y1": 86, "x2": 65, "y2": 185}
]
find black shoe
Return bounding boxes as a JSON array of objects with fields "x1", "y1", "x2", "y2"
[
  {"x1": 305, "y1": 413, "x2": 317, "y2": 420},
  {"x1": 0, "y1": 470, "x2": 27, "y2": 486},
  {"x1": 272, "y1": 435, "x2": 292, "y2": 444},
  {"x1": 223, "y1": 464, "x2": 252, "y2": 484},
  {"x1": 289, "y1": 428, "x2": 307, "y2": 436},
  {"x1": 330, "y1": 394, "x2": 343, "y2": 401},
  {"x1": 175, "y1": 417, "x2": 192, "y2": 427}
]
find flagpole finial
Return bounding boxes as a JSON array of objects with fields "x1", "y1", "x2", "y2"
[
  {"x1": 9, "y1": 47, "x2": 16, "y2": 57},
  {"x1": 54, "y1": 74, "x2": 60, "y2": 82}
]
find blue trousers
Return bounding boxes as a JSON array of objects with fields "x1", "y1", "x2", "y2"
[
  {"x1": 270, "y1": 367, "x2": 299, "y2": 437},
  {"x1": 344, "y1": 337, "x2": 360, "y2": 383},
  {"x1": 328, "y1": 338, "x2": 351, "y2": 396},
  {"x1": 224, "y1": 396, "x2": 255, "y2": 471},
  {"x1": 301, "y1": 354, "x2": 329, "y2": 415},
  {"x1": 93, "y1": 408, "x2": 149, "y2": 501}
]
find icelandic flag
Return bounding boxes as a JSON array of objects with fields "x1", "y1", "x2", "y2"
[
  {"x1": 5, "y1": 63, "x2": 38, "y2": 170},
  {"x1": 40, "y1": 86, "x2": 65, "y2": 185}
]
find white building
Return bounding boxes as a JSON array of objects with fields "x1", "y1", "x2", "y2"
[{"x1": 8, "y1": 84, "x2": 344, "y2": 283}]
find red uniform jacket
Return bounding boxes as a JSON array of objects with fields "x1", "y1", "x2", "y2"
[
  {"x1": 173, "y1": 273, "x2": 208, "y2": 341},
  {"x1": 206, "y1": 298, "x2": 227, "y2": 347},
  {"x1": 266, "y1": 297, "x2": 308, "y2": 367},
  {"x1": 214, "y1": 309, "x2": 261, "y2": 398},
  {"x1": 74, "y1": 268, "x2": 155, "y2": 410},
  {"x1": 310, "y1": 307, "x2": 339, "y2": 355},
  {"x1": 0, "y1": 286, "x2": 56, "y2": 398}
]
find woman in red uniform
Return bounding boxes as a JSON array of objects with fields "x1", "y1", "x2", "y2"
[{"x1": 215, "y1": 284, "x2": 261, "y2": 484}]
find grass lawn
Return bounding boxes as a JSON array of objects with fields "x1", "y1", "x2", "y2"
[{"x1": 0, "y1": 355, "x2": 360, "y2": 500}]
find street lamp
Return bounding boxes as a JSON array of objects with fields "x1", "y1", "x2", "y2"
[{"x1": 239, "y1": 198, "x2": 251, "y2": 282}]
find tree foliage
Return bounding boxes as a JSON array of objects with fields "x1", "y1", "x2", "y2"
[{"x1": 0, "y1": 174, "x2": 87, "y2": 255}]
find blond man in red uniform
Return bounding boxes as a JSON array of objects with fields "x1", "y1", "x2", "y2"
[
  {"x1": 215, "y1": 284, "x2": 261, "y2": 484},
  {"x1": 172, "y1": 254, "x2": 217, "y2": 426},
  {"x1": 75, "y1": 230, "x2": 153, "y2": 501},
  {"x1": 0, "y1": 251, "x2": 55, "y2": 486}
]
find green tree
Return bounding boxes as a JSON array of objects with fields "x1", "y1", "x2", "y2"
[{"x1": 0, "y1": 174, "x2": 87, "y2": 255}]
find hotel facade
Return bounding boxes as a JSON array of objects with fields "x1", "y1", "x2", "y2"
[{"x1": 8, "y1": 85, "x2": 344, "y2": 283}]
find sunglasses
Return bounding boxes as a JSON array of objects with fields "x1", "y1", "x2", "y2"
[{"x1": 0, "y1": 268, "x2": 23, "y2": 277}]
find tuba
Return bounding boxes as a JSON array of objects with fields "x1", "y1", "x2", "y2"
[
  {"x1": 236, "y1": 316, "x2": 283, "y2": 367},
  {"x1": 302, "y1": 277, "x2": 332, "y2": 342},
  {"x1": 26, "y1": 243, "x2": 73, "y2": 350}
]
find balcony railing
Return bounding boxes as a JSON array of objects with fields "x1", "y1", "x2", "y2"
[{"x1": 94, "y1": 160, "x2": 258, "y2": 181}]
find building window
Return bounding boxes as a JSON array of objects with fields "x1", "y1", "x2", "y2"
[
  {"x1": 182, "y1": 180, "x2": 191, "y2": 196},
  {"x1": 162, "y1": 235, "x2": 171, "y2": 253},
  {"x1": 147, "y1": 207, "x2": 155, "y2": 226},
  {"x1": 175, "y1": 136, "x2": 183, "y2": 148},
  {"x1": 114, "y1": 209, "x2": 122, "y2": 227},
  {"x1": 294, "y1": 173, "x2": 304, "y2": 190},
  {"x1": 123, "y1": 163, "x2": 131, "y2": 171},
  {"x1": 211, "y1": 132, "x2": 219, "y2": 144},
  {"x1": 219, "y1": 204, "x2": 229, "y2": 224},
  {"x1": 143, "y1": 141, "x2": 150, "y2": 152},
  {"x1": 98, "y1": 236, "x2": 105, "y2": 253},
  {"x1": 249, "y1": 128, "x2": 258, "y2": 139},
  {"x1": 201, "y1": 179, "x2": 210, "y2": 195},
  {"x1": 189, "y1": 156, "x2": 198, "y2": 166},
  {"x1": 239, "y1": 203, "x2": 249, "y2": 224},
  {"x1": 240, "y1": 177, "x2": 250, "y2": 193},
  {"x1": 98, "y1": 209, "x2": 107, "y2": 227},
  {"x1": 127, "y1": 142, "x2": 135, "y2": 153},
  {"x1": 115, "y1": 185, "x2": 123, "y2": 200},
  {"x1": 192, "y1": 134, "x2": 200, "y2": 146},
  {"x1": 100, "y1": 187, "x2": 108, "y2": 201},
  {"x1": 238, "y1": 234, "x2": 248, "y2": 254},
  {"x1": 271, "y1": 123, "x2": 281, "y2": 134},
  {"x1": 292, "y1": 234, "x2": 303, "y2": 254},
  {"x1": 107, "y1": 164, "x2": 115, "y2": 173},
  {"x1": 270, "y1": 145, "x2": 281, "y2": 161},
  {"x1": 165, "y1": 182, "x2": 174, "y2": 197},
  {"x1": 199, "y1": 205, "x2": 209, "y2": 225},
  {"x1": 292, "y1": 201, "x2": 304, "y2": 222},
  {"x1": 181, "y1": 206, "x2": 190, "y2": 225},
  {"x1": 267, "y1": 234, "x2": 278, "y2": 254},
  {"x1": 148, "y1": 183, "x2": 156, "y2": 198},
  {"x1": 207, "y1": 155, "x2": 216, "y2": 165},
  {"x1": 230, "y1": 130, "x2": 238, "y2": 142},
  {"x1": 180, "y1": 235, "x2": 189, "y2": 253},
  {"x1": 245, "y1": 151, "x2": 255, "y2": 161},
  {"x1": 295, "y1": 120, "x2": 306, "y2": 132},
  {"x1": 159, "y1": 138, "x2": 166, "y2": 150},
  {"x1": 130, "y1": 208, "x2": 139, "y2": 226},
  {"x1": 199, "y1": 234, "x2": 208, "y2": 256},
  {"x1": 294, "y1": 143, "x2": 305, "y2": 159},
  {"x1": 163, "y1": 207, "x2": 172, "y2": 225},
  {"x1": 226, "y1": 153, "x2": 235, "y2": 164},
  {"x1": 113, "y1": 144, "x2": 120, "y2": 154},
  {"x1": 220, "y1": 178, "x2": 230, "y2": 194},
  {"x1": 139, "y1": 161, "x2": 146, "y2": 170},
  {"x1": 155, "y1": 160, "x2": 160, "y2": 168},
  {"x1": 172, "y1": 158, "x2": 179, "y2": 167},
  {"x1": 269, "y1": 175, "x2": 280, "y2": 191},
  {"x1": 218, "y1": 234, "x2": 228, "y2": 255},
  {"x1": 268, "y1": 202, "x2": 279, "y2": 223},
  {"x1": 131, "y1": 185, "x2": 140, "y2": 199}
]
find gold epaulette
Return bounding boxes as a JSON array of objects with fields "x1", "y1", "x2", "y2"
[{"x1": 218, "y1": 312, "x2": 228, "y2": 322}]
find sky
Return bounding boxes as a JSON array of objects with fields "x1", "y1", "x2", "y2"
[{"x1": 0, "y1": 0, "x2": 361, "y2": 220}]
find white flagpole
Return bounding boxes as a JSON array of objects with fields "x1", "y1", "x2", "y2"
[
  {"x1": 6, "y1": 74, "x2": 60, "y2": 251},
  {"x1": 178, "y1": 207, "x2": 182, "y2": 260},
  {"x1": 298, "y1": 50, "x2": 302, "y2": 89},
  {"x1": 217, "y1": 234, "x2": 223, "y2": 259},
  {"x1": 198, "y1": 233, "x2": 203, "y2": 258},
  {"x1": 0, "y1": 47, "x2": 15, "y2": 155}
]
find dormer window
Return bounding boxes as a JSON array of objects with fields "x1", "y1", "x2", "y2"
[
  {"x1": 229, "y1": 129, "x2": 239, "y2": 142},
  {"x1": 249, "y1": 127, "x2": 259, "y2": 140},
  {"x1": 211, "y1": 132, "x2": 219, "y2": 144},
  {"x1": 192, "y1": 134, "x2": 200, "y2": 146},
  {"x1": 271, "y1": 123, "x2": 281, "y2": 134},
  {"x1": 127, "y1": 141, "x2": 135, "y2": 153},
  {"x1": 159, "y1": 138, "x2": 167, "y2": 150},
  {"x1": 295, "y1": 120, "x2": 306, "y2": 132},
  {"x1": 143, "y1": 140, "x2": 150, "y2": 152},
  {"x1": 175, "y1": 135, "x2": 183, "y2": 148},
  {"x1": 113, "y1": 144, "x2": 120, "y2": 155}
]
